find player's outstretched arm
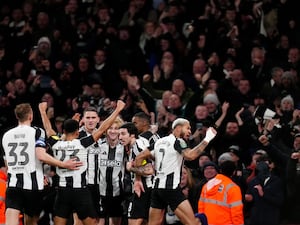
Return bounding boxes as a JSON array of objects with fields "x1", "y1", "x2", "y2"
[
  {"x1": 183, "y1": 127, "x2": 217, "y2": 160},
  {"x1": 36, "y1": 147, "x2": 83, "y2": 170},
  {"x1": 38, "y1": 102, "x2": 57, "y2": 137},
  {"x1": 92, "y1": 100, "x2": 125, "y2": 141}
]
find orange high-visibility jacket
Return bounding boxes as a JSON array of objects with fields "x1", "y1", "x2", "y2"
[
  {"x1": 198, "y1": 174, "x2": 244, "y2": 225},
  {"x1": 0, "y1": 170, "x2": 7, "y2": 225}
]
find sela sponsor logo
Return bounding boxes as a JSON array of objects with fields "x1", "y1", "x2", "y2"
[{"x1": 100, "y1": 159, "x2": 122, "y2": 167}]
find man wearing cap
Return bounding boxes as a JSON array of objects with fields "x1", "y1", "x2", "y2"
[
  {"x1": 202, "y1": 161, "x2": 219, "y2": 182},
  {"x1": 226, "y1": 146, "x2": 248, "y2": 199},
  {"x1": 227, "y1": 145, "x2": 245, "y2": 176},
  {"x1": 198, "y1": 160, "x2": 244, "y2": 225},
  {"x1": 133, "y1": 118, "x2": 217, "y2": 225}
]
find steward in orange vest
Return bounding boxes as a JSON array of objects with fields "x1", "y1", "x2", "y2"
[{"x1": 198, "y1": 172, "x2": 244, "y2": 225}]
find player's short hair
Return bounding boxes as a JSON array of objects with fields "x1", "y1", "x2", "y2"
[
  {"x1": 133, "y1": 112, "x2": 151, "y2": 124},
  {"x1": 113, "y1": 116, "x2": 124, "y2": 128},
  {"x1": 83, "y1": 106, "x2": 98, "y2": 115},
  {"x1": 120, "y1": 122, "x2": 138, "y2": 138},
  {"x1": 172, "y1": 118, "x2": 189, "y2": 129},
  {"x1": 15, "y1": 103, "x2": 32, "y2": 122},
  {"x1": 63, "y1": 119, "x2": 79, "y2": 133}
]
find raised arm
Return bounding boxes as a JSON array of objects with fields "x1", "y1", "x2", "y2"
[
  {"x1": 183, "y1": 127, "x2": 217, "y2": 160},
  {"x1": 92, "y1": 100, "x2": 125, "y2": 141},
  {"x1": 214, "y1": 102, "x2": 229, "y2": 129},
  {"x1": 39, "y1": 102, "x2": 57, "y2": 137}
]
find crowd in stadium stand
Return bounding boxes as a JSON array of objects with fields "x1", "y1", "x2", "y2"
[{"x1": 0, "y1": 0, "x2": 300, "y2": 224}]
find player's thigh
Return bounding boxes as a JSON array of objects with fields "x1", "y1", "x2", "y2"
[
  {"x1": 73, "y1": 212, "x2": 84, "y2": 225},
  {"x1": 174, "y1": 200, "x2": 197, "y2": 225},
  {"x1": 148, "y1": 207, "x2": 165, "y2": 225},
  {"x1": 24, "y1": 214, "x2": 40, "y2": 225},
  {"x1": 109, "y1": 216, "x2": 122, "y2": 225},
  {"x1": 82, "y1": 217, "x2": 97, "y2": 225},
  {"x1": 128, "y1": 190, "x2": 151, "y2": 219},
  {"x1": 5, "y1": 208, "x2": 21, "y2": 225},
  {"x1": 54, "y1": 216, "x2": 68, "y2": 225}
]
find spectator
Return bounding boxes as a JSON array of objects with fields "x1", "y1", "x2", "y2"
[
  {"x1": 72, "y1": 17, "x2": 96, "y2": 56},
  {"x1": 119, "y1": 0, "x2": 157, "y2": 38},
  {"x1": 203, "y1": 92, "x2": 221, "y2": 123},
  {"x1": 282, "y1": 47, "x2": 300, "y2": 77},
  {"x1": 285, "y1": 145, "x2": 300, "y2": 224},
  {"x1": 108, "y1": 25, "x2": 148, "y2": 77},
  {"x1": 31, "y1": 12, "x2": 54, "y2": 45},
  {"x1": 245, "y1": 160, "x2": 284, "y2": 225},
  {"x1": 91, "y1": 48, "x2": 118, "y2": 99},
  {"x1": 8, "y1": 78, "x2": 32, "y2": 107},
  {"x1": 276, "y1": 94, "x2": 295, "y2": 126},
  {"x1": 260, "y1": 66, "x2": 284, "y2": 109},
  {"x1": 156, "y1": 90, "x2": 172, "y2": 135},
  {"x1": 217, "y1": 68, "x2": 244, "y2": 105},
  {"x1": 244, "y1": 149, "x2": 268, "y2": 184},
  {"x1": 138, "y1": 20, "x2": 160, "y2": 64},
  {"x1": 150, "y1": 51, "x2": 181, "y2": 91},
  {"x1": 198, "y1": 160, "x2": 244, "y2": 225},
  {"x1": 186, "y1": 151, "x2": 213, "y2": 184},
  {"x1": 7, "y1": 6, "x2": 31, "y2": 62},
  {"x1": 280, "y1": 71, "x2": 300, "y2": 110}
]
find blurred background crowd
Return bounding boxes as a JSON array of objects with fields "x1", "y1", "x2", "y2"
[{"x1": 0, "y1": 0, "x2": 300, "y2": 224}]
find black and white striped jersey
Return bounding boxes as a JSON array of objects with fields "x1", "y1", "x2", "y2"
[
  {"x1": 79, "y1": 127, "x2": 101, "y2": 185},
  {"x1": 128, "y1": 136, "x2": 152, "y2": 188},
  {"x1": 128, "y1": 136, "x2": 149, "y2": 161},
  {"x1": 98, "y1": 138, "x2": 126, "y2": 197},
  {"x1": 2, "y1": 125, "x2": 46, "y2": 190},
  {"x1": 48, "y1": 135, "x2": 95, "y2": 188},
  {"x1": 151, "y1": 134, "x2": 184, "y2": 189},
  {"x1": 139, "y1": 130, "x2": 160, "y2": 150}
]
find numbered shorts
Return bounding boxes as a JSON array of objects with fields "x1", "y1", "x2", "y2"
[{"x1": 127, "y1": 186, "x2": 152, "y2": 219}]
